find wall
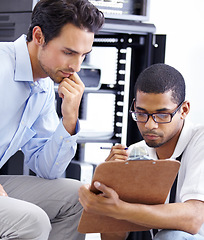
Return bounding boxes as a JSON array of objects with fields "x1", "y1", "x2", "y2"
[{"x1": 147, "y1": 0, "x2": 204, "y2": 124}]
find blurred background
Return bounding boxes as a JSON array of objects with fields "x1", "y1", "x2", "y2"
[{"x1": 148, "y1": 0, "x2": 204, "y2": 124}]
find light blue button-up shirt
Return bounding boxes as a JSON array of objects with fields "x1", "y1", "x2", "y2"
[{"x1": 0, "y1": 35, "x2": 79, "y2": 179}]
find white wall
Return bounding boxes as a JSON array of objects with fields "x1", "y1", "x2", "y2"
[{"x1": 147, "y1": 0, "x2": 204, "y2": 124}]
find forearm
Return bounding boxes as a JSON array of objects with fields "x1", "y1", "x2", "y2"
[
  {"x1": 79, "y1": 182, "x2": 204, "y2": 235},
  {"x1": 115, "y1": 200, "x2": 204, "y2": 234}
]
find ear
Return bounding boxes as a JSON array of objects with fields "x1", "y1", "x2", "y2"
[
  {"x1": 180, "y1": 101, "x2": 190, "y2": 119},
  {"x1": 32, "y1": 26, "x2": 45, "y2": 46}
]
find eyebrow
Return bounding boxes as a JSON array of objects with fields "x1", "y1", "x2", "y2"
[
  {"x1": 64, "y1": 47, "x2": 92, "y2": 56},
  {"x1": 135, "y1": 106, "x2": 171, "y2": 112}
]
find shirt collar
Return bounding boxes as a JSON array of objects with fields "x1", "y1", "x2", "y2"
[
  {"x1": 171, "y1": 119, "x2": 193, "y2": 159},
  {"x1": 14, "y1": 34, "x2": 48, "y2": 92},
  {"x1": 14, "y1": 34, "x2": 33, "y2": 82}
]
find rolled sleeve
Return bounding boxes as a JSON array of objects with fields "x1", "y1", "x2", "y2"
[{"x1": 53, "y1": 119, "x2": 80, "y2": 145}]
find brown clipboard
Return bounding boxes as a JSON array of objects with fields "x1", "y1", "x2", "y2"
[{"x1": 78, "y1": 159, "x2": 180, "y2": 233}]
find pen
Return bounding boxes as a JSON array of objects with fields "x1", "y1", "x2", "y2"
[{"x1": 100, "y1": 147, "x2": 128, "y2": 150}]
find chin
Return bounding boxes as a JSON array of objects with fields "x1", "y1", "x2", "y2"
[
  {"x1": 49, "y1": 76, "x2": 61, "y2": 84},
  {"x1": 146, "y1": 141, "x2": 163, "y2": 148}
]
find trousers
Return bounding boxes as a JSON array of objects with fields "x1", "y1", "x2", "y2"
[
  {"x1": 153, "y1": 230, "x2": 204, "y2": 240},
  {"x1": 0, "y1": 175, "x2": 85, "y2": 240}
]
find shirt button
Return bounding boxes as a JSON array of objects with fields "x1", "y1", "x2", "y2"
[{"x1": 60, "y1": 136, "x2": 63, "y2": 140}]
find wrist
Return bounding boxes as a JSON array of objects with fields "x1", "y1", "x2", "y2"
[
  {"x1": 62, "y1": 117, "x2": 77, "y2": 135},
  {"x1": 109, "y1": 199, "x2": 127, "y2": 220}
]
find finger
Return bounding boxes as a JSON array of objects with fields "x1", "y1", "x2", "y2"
[
  {"x1": 78, "y1": 184, "x2": 99, "y2": 211},
  {"x1": 112, "y1": 144, "x2": 127, "y2": 150},
  {"x1": 65, "y1": 72, "x2": 85, "y2": 90},
  {"x1": 0, "y1": 190, "x2": 8, "y2": 197},
  {"x1": 59, "y1": 79, "x2": 78, "y2": 94},
  {"x1": 59, "y1": 72, "x2": 84, "y2": 89},
  {"x1": 69, "y1": 72, "x2": 83, "y2": 85},
  {"x1": 105, "y1": 148, "x2": 129, "y2": 162},
  {"x1": 78, "y1": 185, "x2": 89, "y2": 205},
  {"x1": 94, "y1": 181, "x2": 113, "y2": 198},
  {"x1": 112, "y1": 149, "x2": 129, "y2": 156},
  {"x1": 58, "y1": 77, "x2": 84, "y2": 99},
  {"x1": 58, "y1": 84, "x2": 75, "y2": 99},
  {"x1": 1, "y1": 192, "x2": 8, "y2": 197},
  {"x1": 105, "y1": 155, "x2": 127, "y2": 162},
  {"x1": 111, "y1": 145, "x2": 128, "y2": 154},
  {"x1": 78, "y1": 184, "x2": 94, "y2": 201},
  {"x1": 0, "y1": 184, "x2": 8, "y2": 197},
  {"x1": 58, "y1": 83, "x2": 80, "y2": 100},
  {"x1": 84, "y1": 184, "x2": 91, "y2": 190}
]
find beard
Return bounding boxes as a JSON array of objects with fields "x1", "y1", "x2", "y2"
[
  {"x1": 145, "y1": 140, "x2": 165, "y2": 148},
  {"x1": 141, "y1": 130, "x2": 165, "y2": 148},
  {"x1": 39, "y1": 61, "x2": 62, "y2": 84},
  {"x1": 143, "y1": 131, "x2": 176, "y2": 149}
]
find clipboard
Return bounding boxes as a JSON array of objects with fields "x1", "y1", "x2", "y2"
[{"x1": 78, "y1": 159, "x2": 180, "y2": 233}]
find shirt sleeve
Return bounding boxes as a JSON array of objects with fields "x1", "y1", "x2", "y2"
[
  {"x1": 178, "y1": 129, "x2": 204, "y2": 203},
  {"x1": 22, "y1": 81, "x2": 80, "y2": 179}
]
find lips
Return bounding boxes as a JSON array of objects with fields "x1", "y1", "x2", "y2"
[
  {"x1": 143, "y1": 133, "x2": 160, "y2": 141},
  {"x1": 60, "y1": 71, "x2": 71, "y2": 78}
]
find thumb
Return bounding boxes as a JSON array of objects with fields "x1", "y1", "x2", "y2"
[
  {"x1": 94, "y1": 181, "x2": 102, "y2": 190},
  {"x1": 94, "y1": 181, "x2": 110, "y2": 197}
]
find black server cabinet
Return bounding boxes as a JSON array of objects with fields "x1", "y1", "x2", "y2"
[{"x1": 0, "y1": 0, "x2": 33, "y2": 42}]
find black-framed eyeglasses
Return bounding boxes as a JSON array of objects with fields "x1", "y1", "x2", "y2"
[{"x1": 129, "y1": 99, "x2": 184, "y2": 124}]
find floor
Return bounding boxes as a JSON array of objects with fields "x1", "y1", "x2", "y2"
[{"x1": 85, "y1": 233, "x2": 100, "y2": 240}]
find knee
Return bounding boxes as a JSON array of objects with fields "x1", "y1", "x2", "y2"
[
  {"x1": 48, "y1": 178, "x2": 83, "y2": 218},
  {"x1": 18, "y1": 204, "x2": 51, "y2": 239},
  {"x1": 52, "y1": 178, "x2": 83, "y2": 203}
]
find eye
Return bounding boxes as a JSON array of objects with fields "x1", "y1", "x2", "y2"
[
  {"x1": 156, "y1": 113, "x2": 170, "y2": 120},
  {"x1": 135, "y1": 112, "x2": 147, "y2": 120},
  {"x1": 63, "y1": 51, "x2": 72, "y2": 55},
  {"x1": 136, "y1": 112, "x2": 146, "y2": 117}
]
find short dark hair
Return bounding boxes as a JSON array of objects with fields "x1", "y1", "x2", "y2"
[
  {"x1": 27, "y1": 0, "x2": 104, "y2": 43},
  {"x1": 134, "y1": 63, "x2": 186, "y2": 105}
]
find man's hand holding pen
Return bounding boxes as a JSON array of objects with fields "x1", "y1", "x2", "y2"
[{"x1": 104, "y1": 144, "x2": 129, "y2": 162}]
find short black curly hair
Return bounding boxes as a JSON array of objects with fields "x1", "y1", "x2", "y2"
[
  {"x1": 27, "y1": 0, "x2": 104, "y2": 43},
  {"x1": 134, "y1": 63, "x2": 185, "y2": 105}
]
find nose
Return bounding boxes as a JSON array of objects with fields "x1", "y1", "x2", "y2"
[
  {"x1": 69, "y1": 56, "x2": 83, "y2": 73},
  {"x1": 144, "y1": 115, "x2": 158, "y2": 130}
]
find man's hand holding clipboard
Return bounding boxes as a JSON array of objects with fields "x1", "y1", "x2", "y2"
[{"x1": 78, "y1": 145, "x2": 180, "y2": 233}]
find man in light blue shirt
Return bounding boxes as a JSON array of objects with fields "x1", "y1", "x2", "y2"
[
  {"x1": 0, "y1": 0, "x2": 104, "y2": 239},
  {"x1": 0, "y1": 34, "x2": 80, "y2": 179}
]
